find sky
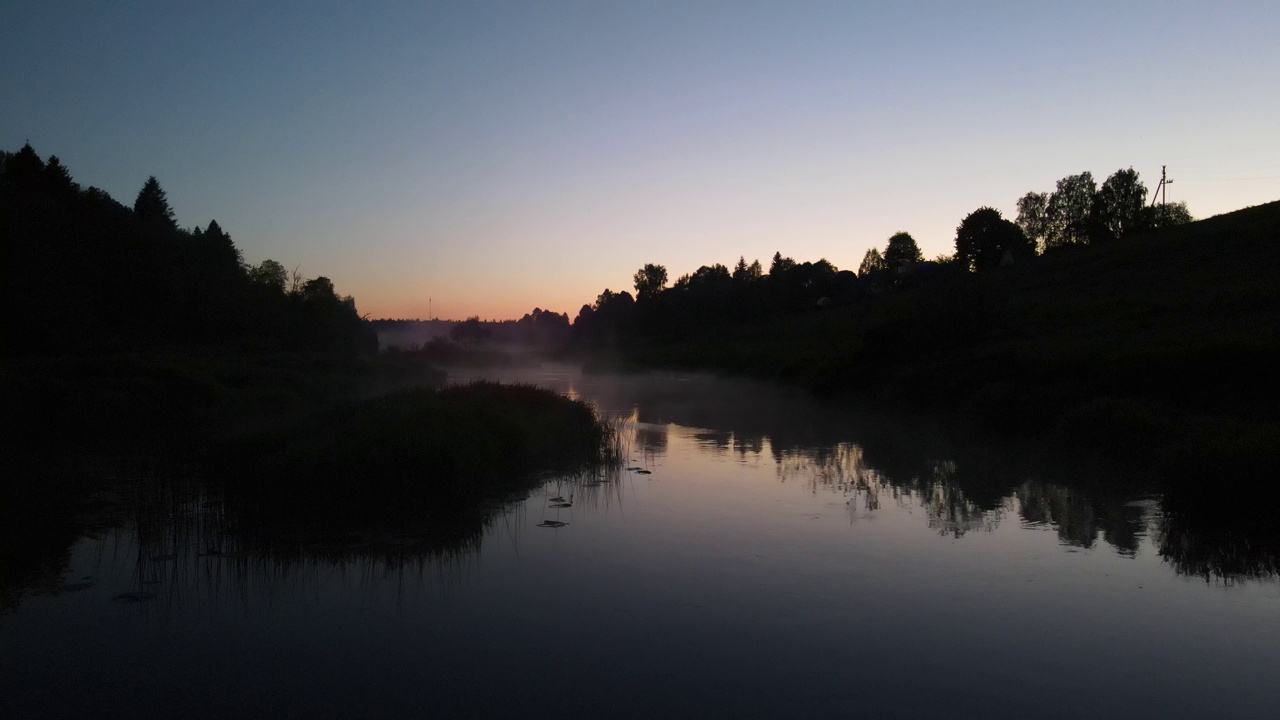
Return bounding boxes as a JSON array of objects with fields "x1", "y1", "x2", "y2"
[{"x1": 4, "y1": 1, "x2": 1278, "y2": 320}]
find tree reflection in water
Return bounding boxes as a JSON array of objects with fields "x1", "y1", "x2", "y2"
[
  {"x1": 1156, "y1": 486, "x2": 1280, "y2": 583},
  {"x1": 753, "y1": 430, "x2": 1275, "y2": 583},
  {"x1": 6, "y1": 458, "x2": 628, "y2": 615},
  {"x1": 8, "y1": 368, "x2": 1279, "y2": 618},
  {"x1": 593, "y1": 363, "x2": 1280, "y2": 584},
  {"x1": 453, "y1": 365, "x2": 1279, "y2": 586},
  {"x1": 775, "y1": 443, "x2": 1003, "y2": 537},
  {"x1": 1015, "y1": 480, "x2": 1147, "y2": 556}
]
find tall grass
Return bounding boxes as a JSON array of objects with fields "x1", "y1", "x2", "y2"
[{"x1": 212, "y1": 381, "x2": 622, "y2": 528}]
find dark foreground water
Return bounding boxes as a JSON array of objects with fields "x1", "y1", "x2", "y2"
[{"x1": 3, "y1": 367, "x2": 1278, "y2": 719}]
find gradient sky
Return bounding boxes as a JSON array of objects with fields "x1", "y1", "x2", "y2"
[{"x1": 4, "y1": 1, "x2": 1278, "y2": 320}]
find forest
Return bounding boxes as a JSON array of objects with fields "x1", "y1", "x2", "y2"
[{"x1": 2, "y1": 143, "x2": 375, "y2": 357}]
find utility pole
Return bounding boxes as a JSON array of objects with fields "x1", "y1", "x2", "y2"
[
  {"x1": 429, "y1": 298, "x2": 432, "y2": 320},
  {"x1": 1150, "y1": 165, "x2": 1173, "y2": 207}
]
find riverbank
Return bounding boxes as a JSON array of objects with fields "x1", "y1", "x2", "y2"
[
  {"x1": 1, "y1": 351, "x2": 446, "y2": 451},
  {"x1": 584, "y1": 201, "x2": 1280, "y2": 483},
  {"x1": 1, "y1": 353, "x2": 622, "y2": 604},
  {"x1": 212, "y1": 380, "x2": 621, "y2": 531},
  {"x1": 3, "y1": 350, "x2": 618, "y2": 482}
]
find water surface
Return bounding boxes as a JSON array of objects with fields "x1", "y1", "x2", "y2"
[{"x1": 3, "y1": 368, "x2": 1277, "y2": 719}]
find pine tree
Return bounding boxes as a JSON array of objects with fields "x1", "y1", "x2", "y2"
[
  {"x1": 199, "y1": 218, "x2": 243, "y2": 269},
  {"x1": 134, "y1": 176, "x2": 177, "y2": 230},
  {"x1": 5, "y1": 143, "x2": 46, "y2": 187},
  {"x1": 44, "y1": 155, "x2": 80, "y2": 198}
]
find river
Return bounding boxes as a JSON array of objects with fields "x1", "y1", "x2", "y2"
[{"x1": 2, "y1": 367, "x2": 1277, "y2": 719}]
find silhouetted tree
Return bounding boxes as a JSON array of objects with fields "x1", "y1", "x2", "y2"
[
  {"x1": 858, "y1": 248, "x2": 887, "y2": 276},
  {"x1": 883, "y1": 232, "x2": 922, "y2": 271},
  {"x1": 82, "y1": 186, "x2": 129, "y2": 216},
  {"x1": 1095, "y1": 168, "x2": 1148, "y2": 241},
  {"x1": 2, "y1": 143, "x2": 376, "y2": 356},
  {"x1": 5, "y1": 143, "x2": 45, "y2": 187},
  {"x1": 450, "y1": 316, "x2": 491, "y2": 346},
  {"x1": 595, "y1": 288, "x2": 632, "y2": 311},
  {"x1": 1144, "y1": 201, "x2": 1193, "y2": 230},
  {"x1": 300, "y1": 276, "x2": 337, "y2": 302},
  {"x1": 572, "y1": 303, "x2": 595, "y2": 329},
  {"x1": 516, "y1": 307, "x2": 571, "y2": 346},
  {"x1": 196, "y1": 219, "x2": 243, "y2": 271},
  {"x1": 1016, "y1": 191, "x2": 1050, "y2": 253},
  {"x1": 44, "y1": 155, "x2": 79, "y2": 199},
  {"x1": 633, "y1": 263, "x2": 668, "y2": 301},
  {"x1": 249, "y1": 259, "x2": 288, "y2": 292},
  {"x1": 133, "y1": 176, "x2": 178, "y2": 231},
  {"x1": 769, "y1": 252, "x2": 796, "y2": 277},
  {"x1": 732, "y1": 256, "x2": 763, "y2": 283},
  {"x1": 954, "y1": 207, "x2": 1033, "y2": 271},
  {"x1": 674, "y1": 263, "x2": 732, "y2": 291},
  {"x1": 1045, "y1": 172, "x2": 1096, "y2": 249},
  {"x1": 573, "y1": 288, "x2": 636, "y2": 347}
]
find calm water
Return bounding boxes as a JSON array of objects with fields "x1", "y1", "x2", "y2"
[{"x1": 3, "y1": 368, "x2": 1278, "y2": 719}]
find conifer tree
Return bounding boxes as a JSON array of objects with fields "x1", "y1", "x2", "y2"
[
  {"x1": 134, "y1": 176, "x2": 177, "y2": 230},
  {"x1": 199, "y1": 218, "x2": 243, "y2": 269},
  {"x1": 6, "y1": 143, "x2": 46, "y2": 187},
  {"x1": 44, "y1": 155, "x2": 79, "y2": 196}
]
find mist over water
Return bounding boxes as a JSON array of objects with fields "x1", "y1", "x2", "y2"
[{"x1": 3, "y1": 368, "x2": 1278, "y2": 719}]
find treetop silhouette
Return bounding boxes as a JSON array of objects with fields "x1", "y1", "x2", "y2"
[
  {"x1": 884, "y1": 232, "x2": 923, "y2": 271},
  {"x1": 955, "y1": 207, "x2": 1032, "y2": 271},
  {"x1": 134, "y1": 176, "x2": 177, "y2": 231}
]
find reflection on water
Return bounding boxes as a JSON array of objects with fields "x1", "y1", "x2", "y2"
[
  {"x1": 1156, "y1": 488, "x2": 1280, "y2": 584},
  {"x1": 9, "y1": 367, "x2": 1274, "y2": 609},
  {"x1": 556, "y1": 366, "x2": 1274, "y2": 583},
  {"x1": 3, "y1": 367, "x2": 1279, "y2": 719},
  {"x1": 777, "y1": 444, "x2": 1004, "y2": 537}
]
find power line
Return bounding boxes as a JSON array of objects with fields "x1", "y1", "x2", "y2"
[
  {"x1": 1150, "y1": 165, "x2": 1173, "y2": 207},
  {"x1": 1176, "y1": 175, "x2": 1280, "y2": 182}
]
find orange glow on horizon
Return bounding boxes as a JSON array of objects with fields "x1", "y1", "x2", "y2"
[{"x1": 360, "y1": 292, "x2": 594, "y2": 323}]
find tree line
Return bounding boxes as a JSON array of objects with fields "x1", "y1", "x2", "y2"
[
  {"x1": 1, "y1": 144, "x2": 376, "y2": 356},
  {"x1": 567, "y1": 166, "x2": 1192, "y2": 350},
  {"x1": 1014, "y1": 168, "x2": 1192, "y2": 253},
  {"x1": 370, "y1": 308, "x2": 571, "y2": 352},
  {"x1": 5, "y1": 143, "x2": 1184, "y2": 360}
]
